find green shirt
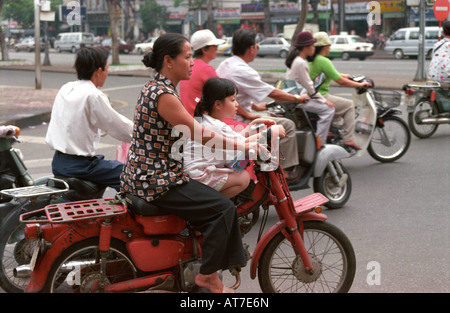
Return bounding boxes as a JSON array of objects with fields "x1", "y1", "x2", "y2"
[{"x1": 308, "y1": 55, "x2": 342, "y2": 95}]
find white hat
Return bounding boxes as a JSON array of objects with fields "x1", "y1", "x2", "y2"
[{"x1": 190, "y1": 30, "x2": 225, "y2": 51}]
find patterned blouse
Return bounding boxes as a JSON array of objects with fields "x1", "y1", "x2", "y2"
[{"x1": 120, "y1": 73, "x2": 190, "y2": 201}]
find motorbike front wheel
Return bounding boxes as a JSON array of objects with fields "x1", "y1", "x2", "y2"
[
  {"x1": 408, "y1": 100, "x2": 439, "y2": 138},
  {"x1": 368, "y1": 116, "x2": 411, "y2": 163},
  {"x1": 313, "y1": 162, "x2": 351, "y2": 209},
  {"x1": 44, "y1": 238, "x2": 138, "y2": 293},
  {"x1": 257, "y1": 221, "x2": 356, "y2": 293}
]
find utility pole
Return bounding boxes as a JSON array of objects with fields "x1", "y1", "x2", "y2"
[
  {"x1": 34, "y1": 0, "x2": 41, "y2": 89},
  {"x1": 414, "y1": 0, "x2": 426, "y2": 81}
]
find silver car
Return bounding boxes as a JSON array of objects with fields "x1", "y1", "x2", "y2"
[{"x1": 257, "y1": 37, "x2": 290, "y2": 58}]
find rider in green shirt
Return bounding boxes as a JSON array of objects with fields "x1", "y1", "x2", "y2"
[{"x1": 308, "y1": 32, "x2": 371, "y2": 151}]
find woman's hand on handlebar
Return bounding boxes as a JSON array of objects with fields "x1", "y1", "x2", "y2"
[{"x1": 360, "y1": 81, "x2": 372, "y2": 89}]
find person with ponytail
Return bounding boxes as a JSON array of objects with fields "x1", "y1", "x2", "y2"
[
  {"x1": 183, "y1": 77, "x2": 284, "y2": 199},
  {"x1": 285, "y1": 31, "x2": 335, "y2": 145},
  {"x1": 120, "y1": 33, "x2": 266, "y2": 293}
]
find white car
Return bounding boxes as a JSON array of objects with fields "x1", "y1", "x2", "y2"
[
  {"x1": 134, "y1": 37, "x2": 157, "y2": 55},
  {"x1": 257, "y1": 37, "x2": 290, "y2": 58},
  {"x1": 329, "y1": 35, "x2": 374, "y2": 61},
  {"x1": 217, "y1": 37, "x2": 232, "y2": 55}
]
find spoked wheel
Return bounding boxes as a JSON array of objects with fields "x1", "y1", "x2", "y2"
[
  {"x1": 44, "y1": 238, "x2": 137, "y2": 293},
  {"x1": 313, "y1": 161, "x2": 351, "y2": 209},
  {"x1": 258, "y1": 221, "x2": 356, "y2": 293},
  {"x1": 0, "y1": 222, "x2": 33, "y2": 293},
  {"x1": 408, "y1": 100, "x2": 439, "y2": 138},
  {"x1": 368, "y1": 116, "x2": 411, "y2": 162}
]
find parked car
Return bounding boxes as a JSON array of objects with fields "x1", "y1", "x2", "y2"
[
  {"x1": 257, "y1": 37, "x2": 290, "y2": 58},
  {"x1": 54, "y1": 32, "x2": 96, "y2": 53},
  {"x1": 101, "y1": 38, "x2": 134, "y2": 54},
  {"x1": 134, "y1": 37, "x2": 157, "y2": 55},
  {"x1": 217, "y1": 37, "x2": 232, "y2": 55},
  {"x1": 328, "y1": 34, "x2": 374, "y2": 60},
  {"x1": 14, "y1": 37, "x2": 45, "y2": 52},
  {"x1": 384, "y1": 26, "x2": 439, "y2": 60}
]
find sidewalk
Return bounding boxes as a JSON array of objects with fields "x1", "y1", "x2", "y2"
[{"x1": 0, "y1": 49, "x2": 414, "y2": 128}]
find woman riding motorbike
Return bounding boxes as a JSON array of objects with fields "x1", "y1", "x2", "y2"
[
  {"x1": 308, "y1": 32, "x2": 371, "y2": 151},
  {"x1": 119, "y1": 33, "x2": 264, "y2": 293}
]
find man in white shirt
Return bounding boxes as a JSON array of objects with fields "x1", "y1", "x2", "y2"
[
  {"x1": 216, "y1": 29, "x2": 309, "y2": 183},
  {"x1": 45, "y1": 47, "x2": 133, "y2": 191}
]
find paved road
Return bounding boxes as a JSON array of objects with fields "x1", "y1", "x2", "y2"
[{"x1": 0, "y1": 70, "x2": 449, "y2": 294}]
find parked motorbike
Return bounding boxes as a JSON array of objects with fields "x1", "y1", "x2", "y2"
[
  {"x1": 275, "y1": 75, "x2": 411, "y2": 163},
  {"x1": 402, "y1": 81, "x2": 450, "y2": 138},
  {"x1": 16, "y1": 129, "x2": 356, "y2": 293},
  {"x1": 0, "y1": 127, "x2": 106, "y2": 293}
]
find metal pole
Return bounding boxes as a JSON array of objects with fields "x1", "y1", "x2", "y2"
[
  {"x1": 339, "y1": 0, "x2": 345, "y2": 34},
  {"x1": 414, "y1": 0, "x2": 426, "y2": 81},
  {"x1": 34, "y1": 0, "x2": 42, "y2": 89}
]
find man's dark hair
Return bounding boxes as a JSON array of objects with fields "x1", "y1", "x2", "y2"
[
  {"x1": 74, "y1": 47, "x2": 109, "y2": 80},
  {"x1": 232, "y1": 29, "x2": 257, "y2": 56},
  {"x1": 443, "y1": 21, "x2": 450, "y2": 36}
]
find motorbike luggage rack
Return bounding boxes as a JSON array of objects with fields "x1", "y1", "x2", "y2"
[
  {"x1": 293, "y1": 193, "x2": 328, "y2": 215},
  {"x1": 20, "y1": 198, "x2": 127, "y2": 224},
  {"x1": 0, "y1": 177, "x2": 69, "y2": 199}
]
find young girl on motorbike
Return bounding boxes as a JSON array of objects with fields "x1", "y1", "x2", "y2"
[
  {"x1": 120, "y1": 33, "x2": 264, "y2": 293},
  {"x1": 285, "y1": 31, "x2": 335, "y2": 146},
  {"x1": 183, "y1": 77, "x2": 284, "y2": 199}
]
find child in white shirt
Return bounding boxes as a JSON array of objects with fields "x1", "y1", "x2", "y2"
[{"x1": 183, "y1": 77, "x2": 284, "y2": 198}]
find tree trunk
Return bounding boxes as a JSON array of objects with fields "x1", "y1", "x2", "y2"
[
  {"x1": 291, "y1": 0, "x2": 308, "y2": 44},
  {"x1": 0, "y1": 0, "x2": 10, "y2": 61},
  {"x1": 106, "y1": 0, "x2": 120, "y2": 64}
]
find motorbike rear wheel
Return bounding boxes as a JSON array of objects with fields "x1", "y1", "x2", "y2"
[
  {"x1": 408, "y1": 100, "x2": 439, "y2": 138},
  {"x1": 0, "y1": 221, "x2": 31, "y2": 293},
  {"x1": 257, "y1": 221, "x2": 356, "y2": 293},
  {"x1": 367, "y1": 116, "x2": 411, "y2": 163},
  {"x1": 44, "y1": 238, "x2": 137, "y2": 293}
]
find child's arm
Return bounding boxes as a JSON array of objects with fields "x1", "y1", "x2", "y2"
[
  {"x1": 245, "y1": 125, "x2": 285, "y2": 143},
  {"x1": 239, "y1": 118, "x2": 276, "y2": 137}
]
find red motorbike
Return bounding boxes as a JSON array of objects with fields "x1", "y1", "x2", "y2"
[{"x1": 18, "y1": 131, "x2": 356, "y2": 293}]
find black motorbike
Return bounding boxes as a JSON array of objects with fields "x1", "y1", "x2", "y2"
[{"x1": 0, "y1": 127, "x2": 106, "y2": 292}]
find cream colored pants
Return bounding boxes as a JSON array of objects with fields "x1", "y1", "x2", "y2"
[{"x1": 324, "y1": 94, "x2": 356, "y2": 143}]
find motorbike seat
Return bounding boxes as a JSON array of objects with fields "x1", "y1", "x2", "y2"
[
  {"x1": 124, "y1": 193, "x2": 165, "y2": 216},
  {"x1": 55, "y1": 176, "x2": 106, "y2": 200}
]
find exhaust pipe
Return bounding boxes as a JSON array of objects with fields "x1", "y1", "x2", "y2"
[
  {"x1": 14, "y1": 260, "x2": 96, "y2": 278},
  {"x1": 421, "y1": 117, "x2": 450, "y2": 124}
]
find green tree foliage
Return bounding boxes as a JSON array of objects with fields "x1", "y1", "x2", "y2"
[
  {"x1": 2, "y1": 0, "x2": 34, "y2": 28},
  {"x1": 140, "y1": 0, "x2": 168, "y2": 34}
]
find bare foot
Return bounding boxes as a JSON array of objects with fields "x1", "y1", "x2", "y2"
[{"x1": 195, "y1": 272, "x2": 236, "y2": 293}]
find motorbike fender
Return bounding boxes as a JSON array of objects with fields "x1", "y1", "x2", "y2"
[
  {"x1": 250, "y1": 221, "x2": 286, "y2": 280},
  {"x1": 250, "y1": 213, "x2": 328, "y2": 280},
  {"x1": 0, "y1": 200, "x2": 23, "y2": 227},
  {"x1": 314, "y1": 145, "x2": 350, "y2": 177}
]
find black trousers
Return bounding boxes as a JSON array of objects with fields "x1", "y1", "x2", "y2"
[
  {"x1": 51, "y1": 151, "x2": 123, "y2": 191},
  {"x1": 152, "y1": 179, "x2": 246, "y2": 275}
]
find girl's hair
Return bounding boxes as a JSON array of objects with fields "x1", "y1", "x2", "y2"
[
  {"x1": 193, "y1": 77, "x2": 238, "y2": 117},
  {"x1": 142, "y1": 33, "x2": 189, "y2": 72},
  {"x1": 285, "y1": 46, "x2": 303, "y2": 69},
  {"x1": 75, "y1": 47, "x2": 109, "y2": 80}
]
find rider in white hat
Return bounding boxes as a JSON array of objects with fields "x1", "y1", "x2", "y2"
[{"x1": 179, "y1": 30, "x2": 225, "y2": 116}]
